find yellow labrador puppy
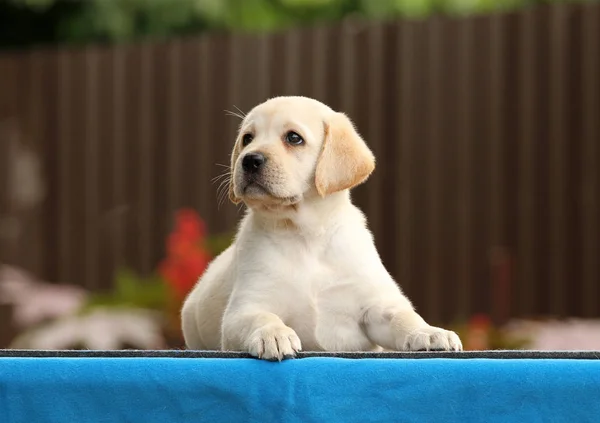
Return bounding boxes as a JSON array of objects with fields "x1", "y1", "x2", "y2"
[{"x1": 181, "y1": 96, "x2": 462, "y2": 360}]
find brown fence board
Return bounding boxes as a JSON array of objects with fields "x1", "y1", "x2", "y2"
[
  {"x1": 516, "y1": 8, "x2": 537, "y2": 318},
  {"x1": 581, "y1": 5, "x2": 600, "y2": 318},
  {"x1": 456, "y1": 17, "x2": 475, "y2": 322}
]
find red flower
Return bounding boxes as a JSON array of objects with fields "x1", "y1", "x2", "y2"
[
  {"x1": 159, "y1": 209, "x2": 212, "y2": 301},
  {"x1": 175, "y1": 209, "x2": 205, "y2": 240},
  {"x1": 167, "y1": 232, "x2": 195, "y2": 258}
]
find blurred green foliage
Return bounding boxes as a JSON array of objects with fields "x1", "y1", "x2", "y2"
[
  {"x1": 82, "y1": 232, "x2": 232, "y2": 312},
  {"x1": 83, "y1": 268, "x2": 169, "y2": 311},
  {"x1": 205, "y1": 231, "x2": 235, "y2": 257},
  {"x1": 1, "y1": 0, "x2": 594, "y2": 46}
]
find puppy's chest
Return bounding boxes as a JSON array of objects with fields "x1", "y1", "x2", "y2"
[
  {"x1": 254, "y1": 241, "x2": 371, "y2": 350},
  {"x1": 275, "y1": 253, "x2": 370, "y2": 351},
  {"x1": 270, "y1": 249, "x2": 351, "y2": 302},
  {"x1": 267, "y1": 246, "x2": 340, "y2": 292}
]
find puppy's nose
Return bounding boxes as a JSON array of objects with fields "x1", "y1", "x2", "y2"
[{"x1": 242, "y1": 153, "x2": 266, "y2": 173}]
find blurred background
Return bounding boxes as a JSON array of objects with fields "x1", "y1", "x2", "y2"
[{"x1": 0, "y1": 0, "x2": 599, "y2": 351}]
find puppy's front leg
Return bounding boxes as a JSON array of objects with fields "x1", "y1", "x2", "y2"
[
  {"x1": 221, "y1": 310, "x2": 302, "y2": 361},
  {"x1": 364, "y1": 304, "x2": 463, "y2": 352}
]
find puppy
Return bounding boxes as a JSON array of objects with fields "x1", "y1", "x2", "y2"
[{"x1": 181, "y1": 96, "x2": 462, "y2": 360}]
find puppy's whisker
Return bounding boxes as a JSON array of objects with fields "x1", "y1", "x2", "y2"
[
  {"x1": 224, "y1": 109, "x2": 245, "y2": 120},
  {"x1": 216, "y1": 190, "x2": 226, "y2": 210},
  {"x1": 213, "y1": 176, "x2": 232, "y2": 207},
  {"x1": 212, "y1": 173, "x2": 231, "y2": 183},
  {"x1": 215, "y1": 163, "x2": 230, "y2": 169},
  {"x1": 216, "y1": 176, "x2": 232, "y2": 210},
  {"x1": 216, "y1": 178, "x2": 231, "y2": 195},
  {"x1": 216, "y1": 194, "x2": 225, "y2": 210},
  {"x1": 232, "y1": 105, "x2": 246, "y2": 117},
  {"x1": 211, "y1": 175, "x2": 227, "y2": 184},
  {"x1": 216, "y1": 187, "x2": 229, "y2": 204},
  {"x1": 212, "y1": 165, "x2": 232, "y2": 191},
  {"x1": 216, "y1": 178, "x2": 229, "y2": 195},
  {"x1": 217, "y1": 173, "x2": 231, "y2": 185}
]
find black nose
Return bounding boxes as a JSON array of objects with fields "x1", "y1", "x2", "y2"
[{"x1": 242, "y1": 153, "x2": 266, "y2": 173}]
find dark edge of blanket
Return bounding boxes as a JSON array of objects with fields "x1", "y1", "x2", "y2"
[{"x1": 0, "y1": 350, "x2": 598, "y2": 359}]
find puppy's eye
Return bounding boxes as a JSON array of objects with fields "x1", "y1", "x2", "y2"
[
  {"x1": 242, "y1": 133, "x2": 254, "y2": 147},
  {"x1": 285, "y1": 131, "x2": 304, "y2": 146}
]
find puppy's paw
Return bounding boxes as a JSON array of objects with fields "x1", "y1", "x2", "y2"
[
  {"x1": 403, "y1": 326, "x2": 463, "y2": 352},
  {"x1": 246, "y1": 325, "x2": 302, "y2": 361}
]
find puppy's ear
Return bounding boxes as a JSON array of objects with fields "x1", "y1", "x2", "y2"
[
  {"x1": 315, "y1": 113, "x2": 375, "y2": 197},
  {"x1": 228, "y1": 142, "x2": 242, "y2": 204}
]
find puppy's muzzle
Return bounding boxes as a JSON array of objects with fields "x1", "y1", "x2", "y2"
[{"x1": 242, "y1": 152, "x2": 267, "y2": 174}]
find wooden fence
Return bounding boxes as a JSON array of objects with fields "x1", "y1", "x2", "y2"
[{"x1": 0, "y1": 2, "x2": 598, "y2": 326}]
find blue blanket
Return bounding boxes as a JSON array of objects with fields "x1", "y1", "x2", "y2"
[{"x1": 1, "y1": 351, "x2": 599, "y2": 423}]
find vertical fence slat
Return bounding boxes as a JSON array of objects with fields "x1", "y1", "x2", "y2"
[
  {"x1": 323, "y1": 25, "x2": 342, "y2": 109},
  {"x1": 425, "y1": 18, "x2": 443, "y2": 324},
  {"x1": 167, "y1": 41, "x2": 182, "y2": 215},
  {"x1": 340, "y1": 21, "x2": 356, "y2": 124},
  {"x1": 69, "y1": 51, "x2": 88, "y2": 287},
  {"x1": 95, "y1": 48, "x2": 115, "y2": 289},
  {"x1": 84, "y1": 47, "x2": 100, "y2": 289},
  {"x1": 408, "y1": 20, "x2": 430, "y2": 315},
  {"x1": 581, "y1": 4, "x2": 600, "y2": 317},
  {"x1": 207, "y1": 35, "x2": 236, "y2": 234},
  {"x1": 121, "y1": 47, "x2": 137, "y2": 274},
  {"x1": 535, "y1": 7, "x2": 553, "y2": 316},
  {"x1": 284, "y1": 30, "x2": 301, "y2": 95},
  {"x1": 489, "y1": 14, "x2": 508, "y2": 322},
  {"x1": 563, "y1": 6, "x2": 583, "y2": 316},
  {"x1": 457, "y1": 18, "x2": 473, "y2": 319},
  {"x1": 111, "y1": 46, "x2": 126, "y2": 272},
  {"x1": 196, "y1": 38, "x2": 213, "y2": 223},
  {"x1": 0, "y1": 58, "x2": 17, "y2": 256},
  {"x1": 56, "y1": 51, "x2": 72, "y2": 284},
  {"x1": 472, "y1": 17, "x2": 495, "y2": 320},
  {"x1": 151, "y1": 44, "x2": 170, "y2": 268},
  {"x1": 209, "y1": 36, "x2": 233, "y2": 232},
  {"x1": 26, "y1": 52, "x2": 47, "y2": 279},
  {"x1": 398, "y1": 21, "x2": 413, "y2": 295},
  {"x1": 438, "y1": 19, "x2": 461, "y2": 321},
  {"x1": 312, "y1": 27, "x2": 327, "y2": 104},
  {"x1": 179, "y1": 40, "x2": 202, "y2": 218},
  {"x1": 517, "y1": 8, "x2": 536, "y2": 317},
  {"x1": 257, "y1": 34, "x2": 271, "y2": 100},
  {"x1": 379, "y1": 22, "x2": 401, "y2": 285},
  {"x1": 229, "y1": 36, "x2": 245, "y2": 115},
  {"x1": 298, "y1": 29, "x2": 315, "y2": 97},
  {"x1": 549, "y1": 4, "x2": 568, "y2": 316},
  {"x1": 267, "y1": 33, "x2": 286, "y2": 97},
  {"x1": 138, "y1": 45, "x2": 155, "y2": 274}
]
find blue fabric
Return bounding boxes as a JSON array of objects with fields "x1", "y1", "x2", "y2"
[{"x1": 1, "y1": 357, "x2": 599, "y2": 422}]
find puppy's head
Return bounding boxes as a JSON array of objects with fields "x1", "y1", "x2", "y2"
[{"x1": 229, "y1": 96, "x2": 375, "y2": 210}]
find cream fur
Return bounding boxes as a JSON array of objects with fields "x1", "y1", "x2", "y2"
[{"x1": 181, "y1": 96, "x2": 462, "y2": 360}]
